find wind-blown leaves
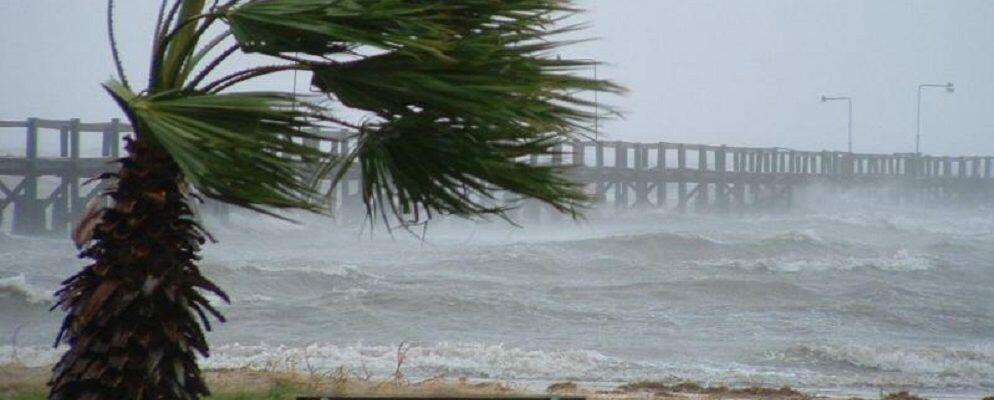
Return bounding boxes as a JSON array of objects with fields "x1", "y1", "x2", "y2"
[
  {"x1": 104, "y1": 80, "x2": 326, "y2": 215},
  {"x1": 222, "y1": 0, "x2": 578, "y2": 57},
  {"x1": 312, "y1": 37, "x2": 618, "y2": 131},
  {"x1": 274, "y1": 0, "x2": 624, "y2": 223},
  {"x1": 223, "y1": 0, "x2": 452, "y2": 56},
  {"x1": 326, "y1": 112, "x2": 588, "y2": 224},
  {"x1": 116, "y1": 0, "x2": 621, "y2": 222}
]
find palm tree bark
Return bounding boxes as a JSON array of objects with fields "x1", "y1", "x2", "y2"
[{"x1": 49, "y1": 137, "x2": 227, "y2": 400}]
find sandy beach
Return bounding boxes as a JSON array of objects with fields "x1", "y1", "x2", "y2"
[{"x1": 7, "y1": 362, "x2": 987, "y2": 400}]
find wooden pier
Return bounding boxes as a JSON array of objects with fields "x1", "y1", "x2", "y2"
[{"x1": 2, "y1": 118, "x2": 992, "y2": 236}]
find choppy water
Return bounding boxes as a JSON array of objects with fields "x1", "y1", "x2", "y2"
[{"x1": 2, "y1": 204, "x2": 993, "y2": 397}]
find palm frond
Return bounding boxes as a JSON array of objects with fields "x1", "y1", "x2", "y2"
[
  {"x1": 137, "y1": 0, "x2": 623, "y2": 223},
  {"x1": 324, "y1": 112, "x2": 588, "y2": 225},
  {"x1": 104, "y1": 80, "x2": 328, "y2": 216},
  {"x1": 311, "y1": 35, "x2": 621, "y2": 132},
  {"x1": 158, "y1": 0, "x2": 208, "y2": 90},
  {"x1": 222, "y1": 0, "x2": 578, "y2": 57},
  {"x1": 222, "y1": 0, "x2": 451, "y2": 57}
]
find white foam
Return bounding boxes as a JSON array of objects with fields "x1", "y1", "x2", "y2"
[
  {"x1": 7, "y1": 341, "x2": 994, "y2": 390},
  {"x1": 689, "y1": 250, "x2": 935, "y2": 273},
  {"x1": 0, "y1": 346, "x2": 61, "y2": 367},
  {"x1": 0, "y1": 275, "x2": 52, "y2": 305},
  {"x1": 767, "y1": 229, "x2": 826, "y2": 245},
  {"x1": 203, "y1": 342, "x2": 654, "y2": 381},
  {"x1": 774, "y1": 343, "x2": 994, "y2": 386},
  {"x1": 219, "y1": 261, "x2": 373, "y2": 278}
]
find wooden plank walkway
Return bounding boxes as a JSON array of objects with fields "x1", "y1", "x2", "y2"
[{"x1": 2, "y1": 118, "x2": 993, "y2": 236}]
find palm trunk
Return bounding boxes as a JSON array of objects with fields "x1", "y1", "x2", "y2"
[{"x1": 49, "y1": 137, "x2": 227, "y2": 400}]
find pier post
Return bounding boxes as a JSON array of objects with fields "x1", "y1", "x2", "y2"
[
  {"x1": 51, "y1": 124, "x2": 71, "y2": 234},
  {"x1": 696, "y1": 147, "x2": 709, "y2": 211},
  {"x1": 716, "y1": 146, "x2": 729, "y2": 212},
  {"x1": 633, "y1": 144, "x2": 650, "y2": 207},
  {"x1": 103, "y1": 118, "x2": 121, "y2": 158},
  {"x1": 551, "y1": 143, "x2": 563, "y2": 167},
  {"x1": 68, "y1": 119, "x2": 83, "y2": 222},
  {"x1": 13, "y1": 118, "x2": 42, "y2": 235},
  {"x1": 732, "y1": 150, "x2": 744, "y2": 209},
  {"x1": 572, "y1": 139, "x2": 585, "y2": 167},
  {"x1": 614, "y1": 142, "x2": 628, "y2": 208},
  {"x1": 677, "y1": 144, "x2": 687, "y2": 213},
  {"x1": 594, "y1": 141, "x2": 605, "y2": 204},
  {"x1": 656, "y1": 142, "x2": 667, "y2": 208}
]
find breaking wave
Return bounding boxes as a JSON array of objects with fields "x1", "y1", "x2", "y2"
[
  {"x1": 205, "y1": 342, "x2": 656, "y2": 381},
  {"x1": 687, "y1": 249, "x2": 936, "y2": 273},
  {"x1": 0, "y1": 275, "x2": 52, "y2": 306},
  {"x1": 773, "y1": 344, "x2": 994, "y2": 388}
]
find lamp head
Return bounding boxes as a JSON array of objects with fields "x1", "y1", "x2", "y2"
[
  {"x1": 821, "y1": 96, "x2": 828, "y2": 102},
  {"x1": 946, "y1": 82, "x2": 955, "y2": 93}
]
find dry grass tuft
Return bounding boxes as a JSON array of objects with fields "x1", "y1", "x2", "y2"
[
  {"x1": 613, "y1": 380, "x2": 808, "y2": 399},
  {"x1": 0, "y1": 363, "x2": 49, "y2": 400},
  {"x1": 0, "y1": 362, "x2": 521, "y2": 399},
  {"x1": 881, "y1": 391, "x2": 929, "y2": 400},
  {"x1": 616, "y1": 380, "x2": 674, "y2": 393},
  {"x1": 546, "y1": 381, "x2": 579, "y2": 393}
]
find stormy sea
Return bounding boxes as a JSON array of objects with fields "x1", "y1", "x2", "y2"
[{"x1": 2, "y1": 200, "x2": 992, "y2": 399}]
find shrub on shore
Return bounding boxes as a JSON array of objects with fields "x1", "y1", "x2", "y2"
[
  {"x1": 882, "y1": 391, "x2": 930, "y2": 400},
  {"x1": 615, "y1": 380, "x2": 807, "y2": 398},
  {"x1": 546, "y1": 381, "x2": 579, "y2": 393}
]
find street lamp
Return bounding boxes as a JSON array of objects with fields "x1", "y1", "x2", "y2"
[
  {"x1": 821, "y1": 95, "x2": 853, "y2": 153},
  {"x1": 916, "y1": 82, "x2": 954, "y2": 154}
]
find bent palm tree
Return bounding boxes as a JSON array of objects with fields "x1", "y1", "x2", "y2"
[{"x1": 50, "y1": 0, "x2": 620, "y2": 399}]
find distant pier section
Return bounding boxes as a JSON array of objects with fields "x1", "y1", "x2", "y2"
[{"x1": 2, "y1": 118, "x2": 992, "y2": 236}]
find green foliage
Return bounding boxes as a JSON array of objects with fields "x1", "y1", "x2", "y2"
[
  {"x1": 219, "y1": 0, "x2": 620, "y2": 223},
  {"x1": 328, "y1": 113, "x2": 588, "y2": 223},
  {"x1": 105, "y1": 81, "x2": 326, "y2": 215},
  {"x1": 310, "y1": 39, "x2": 608, "y2": 130},
  {"x1": 114, "y1": 0, "x2": 620, "y2": 222},
  {"x1": 159, "y1": 0, "x2": 208, "y2": 89},
  {"x1": 223, "y1": 0, "x2": 450, "y2": 56},
  {"x1": 223, "y1": 0, "x2": 577, "y2": 57}
]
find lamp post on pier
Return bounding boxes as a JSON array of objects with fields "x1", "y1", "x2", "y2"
[
  {"x1": 916, "y1": 82, "x2": 955, "y2": 154},
  {"x1": 821, "y1": 95, "x2": 853, "y2": 153}
]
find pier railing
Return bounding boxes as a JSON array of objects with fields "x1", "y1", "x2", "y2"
[{"x1": 2, "y1": 118, "x2": 992, "y2": 235}]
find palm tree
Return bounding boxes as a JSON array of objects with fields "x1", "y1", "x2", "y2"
[{"x1": 49, "y1": 0, "x2": 620, "y2": 398}]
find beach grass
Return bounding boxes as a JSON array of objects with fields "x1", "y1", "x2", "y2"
[{"x1": 1, "y1": 363, "x2": 517, "y2": 400}]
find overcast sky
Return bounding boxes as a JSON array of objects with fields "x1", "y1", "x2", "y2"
[{"x1": 2, "y1": 0, "x2": 992, "y2": 155}]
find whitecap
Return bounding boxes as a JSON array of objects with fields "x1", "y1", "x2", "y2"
[{"x1": 0, "y1": 275, "x2": 52, "y2": 305}]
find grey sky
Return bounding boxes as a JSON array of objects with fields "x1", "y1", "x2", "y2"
[{"x1": 2, "y1": 0, "x2": 992, "y2": 155}]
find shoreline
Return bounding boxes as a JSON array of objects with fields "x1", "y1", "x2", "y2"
[{"x1": 2, "y1": 364, "x2": 991, "y2": 400}]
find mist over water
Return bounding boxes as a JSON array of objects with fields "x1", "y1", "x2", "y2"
[{"x1": 2, "y1": 196, "x2": 993, "y2": 397}]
